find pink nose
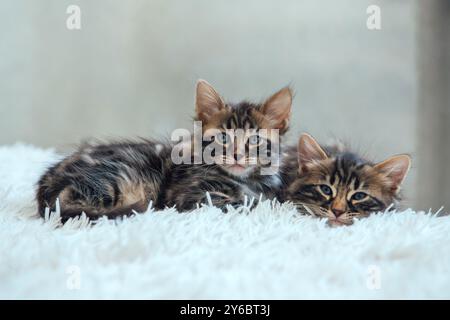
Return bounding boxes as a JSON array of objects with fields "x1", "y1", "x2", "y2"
[{"x1": 332, "y1": 208, "x2": 345, "y2": 217}]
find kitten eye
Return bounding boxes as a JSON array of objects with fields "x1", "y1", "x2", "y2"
[
  {"x1": 319, "y1": 184, "x2": 332, "y2": 196},
  {"x1": 352, "y1": 192, "x2": 367, "y2": 201},
  {"x1": 248, "y1": 134, "x2": 264, "y2": 146},
  {"x1": 216, "y1": 132, "x2": 230, "y2": 145}
]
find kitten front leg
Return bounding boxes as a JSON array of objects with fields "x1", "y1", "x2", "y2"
[
  {"x1": 207, "y1": 191, "x2": 244, "y2": 210},
  {"x1": 204, "y1": 191, "x2": 260, "y2": 212},
  {"x1": 172, "y1": 190, "x2": 244, "y2": 212}
]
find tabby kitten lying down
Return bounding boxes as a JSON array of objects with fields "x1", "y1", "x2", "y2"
[
  {"x1": 37, "y1": 80, "x2": 292, "y2": 222},
  {"x1": 282, "y1": 134, "x2": 411, "y2": 226}
]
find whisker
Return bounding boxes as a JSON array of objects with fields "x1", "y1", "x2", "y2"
[{"x1": 293, "y1": 202, "x2": 329, "y2": 218}]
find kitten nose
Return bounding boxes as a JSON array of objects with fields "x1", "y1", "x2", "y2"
[
  {"x1": 332, "y1": 208, "x2": 345, "y2": 217},
  {"x1": 234, "y1": 152, "x2": 244, "y2": 162}
]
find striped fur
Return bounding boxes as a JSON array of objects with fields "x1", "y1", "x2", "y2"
[
  {"x1": 37, "y1": 139, "x2": 173, "y2": 222},
  {"x1": 36, "y1": 81, "x2": 292, "y2": 222},
  {"x1": 162, "y1": 100, "x2": 289, "y2": 210},
  {"x1": 281, "y1": 134, "x2": 411, "y2": 226}
]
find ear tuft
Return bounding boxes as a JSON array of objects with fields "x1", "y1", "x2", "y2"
[
  {"x1": 298, "y1": 133, "x2": 328, "y2": 169},
  {"x1": 374, "y1": 154, "x2": 411, "y2": 191},
  {"x1": 195, "y1": 80, "x2": 225, "y2": 123},
  {"x1": 261, "y1": 87, "x2": 292, "y2": 133}
]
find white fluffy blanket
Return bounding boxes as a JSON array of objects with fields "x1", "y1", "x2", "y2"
[{"x1": 0, "y1": 144, "x2": 449, "y2": 299}]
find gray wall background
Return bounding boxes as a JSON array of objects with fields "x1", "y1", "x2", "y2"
[{"x1": 0, "y1": 0, "x2": 422, "y2": 207}]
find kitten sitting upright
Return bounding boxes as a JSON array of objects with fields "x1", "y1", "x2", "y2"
[{"x1": 282, "y1": 133, "x2": 411, "y2": 226}]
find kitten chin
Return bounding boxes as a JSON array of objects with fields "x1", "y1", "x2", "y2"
[{"x1": 221, "y1": 163, "x2": 257, "y2": 178}]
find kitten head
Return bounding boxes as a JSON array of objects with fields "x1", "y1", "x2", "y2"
[
  {"x1": 195, "y1": 79, "x2": 292, "y2": 178},
  {"x1": 287, "y1": 133, "x2": 411, "y2": 226}
]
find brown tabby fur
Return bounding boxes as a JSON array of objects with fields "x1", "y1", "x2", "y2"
[
  {"x1": 36, "y1": 80, "x2": 292, "y2": 222},
  {"x1": 37, "y1": 139, "x2": 173, "y2": 222},
  {"x1": 281, "y1": 134, "x2": 411, "y2": 226}
]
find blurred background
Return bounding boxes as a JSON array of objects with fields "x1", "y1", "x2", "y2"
[{"x1": 0, "y1": 0, "x2": 448, "y2": 211}]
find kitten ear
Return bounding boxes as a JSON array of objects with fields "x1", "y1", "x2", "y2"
[
  {"x1": 374, "y1": 154, "x2": 411, "y2": 191},
  {"x1": 297, "y1": 133, "x2": 328, "y2": 169},
  {"x1": 261, "y1": 87, "x2": 292, "y2": 133},
  {"x1": 195, "y1": 79, "x2": 225, "y2": 123}
]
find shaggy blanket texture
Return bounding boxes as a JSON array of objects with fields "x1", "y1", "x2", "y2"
[{"x1": 0, "y1": 143, "x2": 449, "y2": 299}]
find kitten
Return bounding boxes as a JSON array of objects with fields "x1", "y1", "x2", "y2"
[
  {"x1": 37, "y1": 80, "x2": 292, "y2": 222},
  {"x1": 160, "y1": 80, "x2": 292, "y2": 211},
  {"x1": 282, "y1": 133, "x2": 411, "y2": 226}
]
